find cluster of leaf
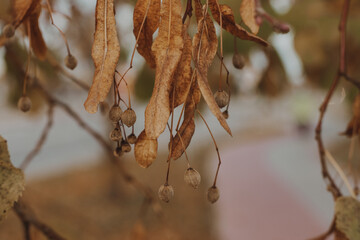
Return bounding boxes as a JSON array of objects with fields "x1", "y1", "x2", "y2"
[{"x1": 82, "y1": 0, "x2": 274, "y2": 203}]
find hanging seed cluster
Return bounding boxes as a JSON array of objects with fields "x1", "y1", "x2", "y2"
[
  {"x1": 81, "y1": 0, "x2": 274, "y2": 204},
  {"x1": 4, "y1": 0, "x2": 292, "y2": 205}
]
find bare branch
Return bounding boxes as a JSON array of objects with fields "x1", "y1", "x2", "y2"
[{"x1": 20, "y1": 103, "x2": 54, "y2": 170}]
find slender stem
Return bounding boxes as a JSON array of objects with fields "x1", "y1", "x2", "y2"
[
  {"x1": 196, "y1": 109, "x2": 222, "y2": 186},
  {"x1": 314, "y1": 0, "x2": 352, "y2": 200},
  {"x1": 45, "y1": 0, "x2": 71, "y2": 55},
  {"x1": 20, "y1": 103, "x2": 54, "y2": 170}
]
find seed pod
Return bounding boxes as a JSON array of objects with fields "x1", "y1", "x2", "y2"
[
  {"x1": 121, "y1": 108, "x2": 137, "y2": 127},
  {"x1": 222, "y1": 110, "x2": 229, "y2": 119},
  {"x1": 214, "y1": 90, "x2": 229, "y2": 109},
  {"x1": 158, "y1": 184, "x2": 174, "y2": 203},
  {"x1": 184, "y1": 168, "x2": 201, "y2": 189},
  {"x1": 17, "y1": 96, "x2": 32, "y2": 112},
  {"x1": 109, "y1": 105, "x2": 122, "y2": 123},
  {"x1": 113, "y1": 146, "x2": 123, "y2": 157},
  {"x1": 65, "y1": 54, "x2": 77, "y2": 70},
  {"x1": 207, "y1": 186, "x2": 220, "y2": 204},
  {"x1": 121, "y1": 140, "x2": 131, "y2": 153},
  {"x1": 232, "y1": 53, "x2": 245, "y2": 69},
  {"x1": 128, "y1": 133, "x2": 137, "y2": 144},
  {"x1": 2, "y1": 24, "x2": 15, "y2": 38},
  {"x1": 109, "y1": 128, "x2": 122, "y2": 141}
]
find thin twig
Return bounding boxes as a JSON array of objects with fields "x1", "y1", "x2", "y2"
[
  {"x1": 45, "y1": 0, "x2": 72, "y2": 55},
  {"x1": 14, "y1": 200, "x2": 66, "y2": 240},
  {"x1": 308, "y1": 217, "x2": 336, "y2": 240},
  {"x1": 20, "y1": 103, "x2": 55, "y2": 170},
  {"x1": 315, "y1": 0, "x2": 353, "y2": 200}
]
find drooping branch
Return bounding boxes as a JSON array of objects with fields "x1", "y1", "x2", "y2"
[{"x1": 14, "y1": 200, "x2": 66, "y2": 240}]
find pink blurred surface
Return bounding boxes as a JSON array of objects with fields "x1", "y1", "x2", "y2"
[{"x1": 216, "y1": 135, "x2": 328, "y2": 240}]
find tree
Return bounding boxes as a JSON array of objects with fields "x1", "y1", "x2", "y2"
[{"x1": 0, "y1": 0, "x2": 359, "y2": 239}]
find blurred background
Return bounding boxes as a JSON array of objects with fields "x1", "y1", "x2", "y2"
[{"x1": 0, "y1": 0, "x2": 360, "y2": 239}]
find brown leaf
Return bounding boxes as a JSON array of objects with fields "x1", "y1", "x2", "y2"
[
  {"x1": 0, "y1": 136, "x2": 10, "y2": 164},
  {"x1": 170, "y1": 23, "x2": 192, "y2": 109},
  {"x1": 240, "y1": 0, "x2": 259, "y2": 34},
  {"x1": 0, "y1": 136, "x2": 25, "y2": 222},
  {"x1": 171, "y1": 81, "x2": 200, "y2": 160},
  {"x1": 335, "y1": 197, "x2": 360, "y2": 240},
  {"x1": 84, "y1": 0, "x2": 120, "y2": 113},
  {"x1": 133, "y1": 0, "x2": 161, "y2": 68},
  {"x1": 134, "y1": 130, "x2": 158, "y2": 168},
  {"x1": 192, "y1": 0, "x2": 232, "y2": 136},
  {"x1": 208, "y1": 0, "x2": 268, "y2": 46},
  {"x1": 12, "y1": 0, "x2": 40, "y2": 28},
  {"x1": 26, "y1": 3, "x2": 47, "y2": 60},
  {"x1": 144, "y1": 0, "x2": 184, "y2": 139}
]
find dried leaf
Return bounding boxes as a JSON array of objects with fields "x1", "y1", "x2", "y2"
[
  {"x1": 27, "y1": 3, "x2": 47, "y2": 60},
  {"x1": 144, "y1": 0, "x2": 184, "y2": 139},
  {"x1": 335, "y1": 197, "x2": 360, "y2": 240},
  {"x1": 12, "y1": 0, "x2": 40, "y2": 28},
  {"x1": 0, "y1": 136, "x2": 25, "y2": 221},
  {"x1": 133, "y1": 0, "x2": 161, "y2": 68},
  {"x1": 134, "y1": 130, "x2": 158, "y2": 168},
  {"x1": 84, "y1": 0, "x2": 120, "y2": 113},
  {"x1": 240, "y1": 0, "x2": 259, "y2": 34},
  {"x1": 170, "y1": 23, "x2": 192, "y2": 109},
  {"x1": 208, "y1": 0, "x2": 267, "y2": 46},
  {"x1": 0, "y1": 136, "x2": 10, "y2": 164},
  {"x1": 192, "y1": 0, "x2": 232, "y2": 136},
  {"x1": 171, "y1": 81, "x2": 200, "y2": 160}
]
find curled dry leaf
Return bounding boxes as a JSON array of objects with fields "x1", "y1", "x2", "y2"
[
  {"x1": 170, "y1": 22, "x2": 192, "y2": 109},
  {"x1": 145, "y1": 0, "x2": 184, "y2": 139},
  {"x1": 171, "y1": 81, "x2": 200, "y2": 160},
  {"x1": 84, "y1": 0, "x2": 120, "y2": 113},
  {"x1": 192, "y1": 0, "x2": 232, "y2": 136},
  {"x1": 26, "y1": 3, "x2": 47, "y2": 60},
  {"x1": 0, "y1": 136, "x2": 25, "y2": 221},
  {"x1": 134, "y1": 130, "x2": 158, "y2": 168},
  {"x1": 240, "y1": 0, "x2": 259, "y2": 34},
  {"x1": 12, "y1": 0, "x2": 40, "y2": 28},
  {"x1": 335, "y1": 197, "x2": 360, "y2": 240},
  {"x1": 208, "y1": 0, "x2": 268, "y2": 47},
  {"x1": 133, "y1": 0, "x2": 161, "y2": 68}
]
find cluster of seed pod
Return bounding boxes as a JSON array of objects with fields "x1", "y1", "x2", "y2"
[
  {"x1": 157, "y1": 167, "x2": 220, "y2": 204},
  {"x1": 108, "y1": 104, "x2": 137, "y2": 157}
]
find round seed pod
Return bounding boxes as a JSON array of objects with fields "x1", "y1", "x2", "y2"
[
  {"x1": 17, "y1": 96, "x2": 32, "y2": 112},
  {"x1": 121, "y1": 140, "x2": 131, "y2": 153},
  {"x1": 222, "y1": 110, "x2": 229, "y2": 119},
  {"x1": 207, "y1": 186, "x2": 220, "y2": 204},
  {"x1": 127, "y1": 133, "x2": 137, "y2": 144},
  {"x1": 64, "y1": 54, "x2": 77, "y2": 70},
  {"x1": 232, "y1": 53, "x2": 245, "y2": 69},
  {"x1": 109, "y1": 128, "x2": 122, "y2": 141},
  {"x1": 158, "y1": 184, "x2": 174, "y2": 203},
  {"x1": 113, "y1": 146, "x2": 123, "y2": 157},
  {"x1": 109, "y1": 105, "x2": 122, "y2": 123},
  {"x1": 2, "y1": 24, "x2": 15, "y2": 38},
  {"x1": 184, "y1": 168, "x2": 201, "y2": 189},
  {"x1": 214, "y1": 90, "x2": 229, "y2": 109},
  {"x1": 121, "y1": 108, "x2": 136, "y2": 127}
]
